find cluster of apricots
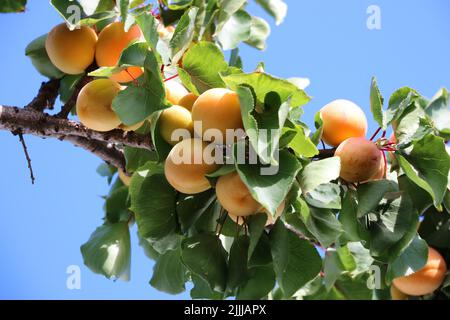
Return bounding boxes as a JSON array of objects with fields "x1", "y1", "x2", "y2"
[
  {"x1": 45, "y1": 22, "x2": 174, "y2": 132},
  {"x1": 319, "y1": 99, "x2": 385, "y2": 183},
  {"x1": 162, "y1": 87, "x2": 285, "y2": 224}
]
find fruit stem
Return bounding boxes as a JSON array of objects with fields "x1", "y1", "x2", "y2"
[
  {"x1": 163, "y1": 73, "x2": 179, "y2": 82},
  {"x1": 370, "y1": 127, "x2": 382, "y2": 141},
  {"x1": 382, "y1": 150, "x2": 387, "y2": 178}
]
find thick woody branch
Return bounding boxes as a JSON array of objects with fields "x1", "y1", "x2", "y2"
[
  {"x1": 25, "y1": 79, "x2": 60, "y2": 111},
  {"x1": 0, "y1": 105, "x2": 153, "y2": 150}
]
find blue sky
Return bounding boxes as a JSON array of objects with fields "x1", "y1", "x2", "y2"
[{"x1": 0, "y1": 0, "x2": 449, "y2": 299}]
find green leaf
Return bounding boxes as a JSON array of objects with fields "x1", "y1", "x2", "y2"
[
  {"x1": 150, "y1": 245, "x2": 187, "y2": 294},
  {"x1": 236, "y1": 87, "x2": 290, "y2": 164},
  {"x1": 339, "y1": 190, "x2": 369, "y2": 243},
  {"x1": 370, "y1": 77, "x2": 385, "y2": 129},
  {"x1": 357, "y1": 180, "x2": 399, "y2": 217},
  {"x1": 247, "y1": 214, "x2": 268, "y2": 259},
  {"x1": 397, "y1": 174, "x2": 433, "y2": 214},
  {"x1": 59, "y1": 74, "x2": 83, "y2": 103},
  {"x1": 170, "y1": 7, "x2": 198, "y2": 64},
  {"x1": 177, "y1": 190, "x2": 216, "y2": 233},
  {"x1": 181, "y1": 234, "x2": 228, "y2": 293},
  {"x1": 25, "y1": 34, "x2": 64, "y2": 79},
  {"x1": 425, "y1": 88, "x2": 450, "y2": 138},
  {"x1": 255, "y1": 0, "x2": 287, "y2": 25},
  {"x1": 227, "y1": 236, "x2": 250, "y2": 292},
  {"x1": 293, "y1": 198, "x2": 342, "y2": 247},
  {"x1": 222, "y1": 71, "x2": 310, "y2": 108},
  {"x1": 134, "y1": 11, "x2": 160, "y2": 53},
  {"x1": 81, "y1": 222, "x2": 131, "y2": 280},
  {"x1": 229, "y1": 48, "x2": 243, "y2": 68},
  {"x1": 177, "y1": 41, "x2": 229, "y2": 94},
  {"x1": 149, "y1": 111, "x2": 172, "y2": 161},
  {"x1": 311, "y1": 111, "x2": 324, "y2": 145},
  {"x1": 124, "y1": 146, "x2": 158, "y2": 173},
  {"x1": 129, "y1": 163, "x2": 178, "y2": 240},
  {"x1": 386, "y1": 235, "x2": 428, "y2": 280},
  {"x1": 0, "y1": 0, "x2": 26, "y2": 13},
  {"x1": 386, "y1": 87, "x2": 418, "y2": 125},
  {"x1": 97, "y1": 163, "x2": 117, "y2": 184},
  {"x1": 167, "y1": 0, "x2": 193, "y2": 10},
  {"x1": 299, "y1": 157, "x2": 341, "y2": 209},
  {"x1": 105, "y1": 185, "x2": 130, "y2": 223},
  {"x1": 112, "y1": 51, "x2": 166, "y2": 125},
  {"x1": 217, "y1": 10, "x2": 252, "y2": 50},
  {"x1": 190, "y1": 274, "x2": 224, "y2": 300},
  {"x1": 399, "y1": 135, "x2": 450, "y2": 207},
  {"x1": 284, "y1": 120, "x2": 318, "y2": 158},
  {"x1": 234, "y1": 145, "x2": 302, "y2": 215},
  {"x1": 245, "y1": 16, "x2": 271, "y2": 50},
  {"x1": 269, "y1": 220, "x2": 322, "y2": 298},
  {"x1": 419, "y1": 207, "x2": 450, "y2": 248},
  {"x1": 236, "y1": 265, "x2": 276, "y2": 300}
]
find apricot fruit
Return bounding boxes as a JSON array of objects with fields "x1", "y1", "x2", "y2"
[
  {"x1": 76, "y1": 79, "x2": 122, "y2": 132},
  {"x1": 164, "y1": 138, "x2": 220, "y2": 194},
  {"x1": 165, "y1": 80, "x2": 189, "y2": 105},
  {"x1": 119, "y1": 121, "x2": 145, "y2": 132},
  {"x1": 334, "y1": 137, "x2": 382, "y2": 183},
  {"x1": 45, "y1": 23, "x2": 97, "y2": 75},
  {"x1": 159, "y1": 105, "x2": 193, "y2": 145},
  {"x1": 320, "y1": 99, "x2": 368, "y2": 147},
  {"x1": 390, "y1": 285, "x2": 409, "y2": 300},
  {"x1": 178, "y1": 93, "x2": 198, "y2": 111},
  {"x1": 216, "y1": 172, "x2": 262, "y2": 217},
  {"x1": 95, "y1": 22, "x2": 144, "y2": 83},
  {"x1": 192, "y1": 88, "x2": 243, "y2": 141},
  {"x1": 118, "y1": 169, "x2": 131, "y2": 186},
  {"x1": 393, "y1": 247, "x2": 447, "y2": 296}
]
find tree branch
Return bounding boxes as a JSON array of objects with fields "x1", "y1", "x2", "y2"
[
  {"x1": 314, "y1": 148, "x2": 336, "y2": 159},
  {"x1": 0, "y1": 105, "x2": 153, "y2": 150},
  {"x1": 25, "y1": 79, "x2": 60, "y2": 112}
]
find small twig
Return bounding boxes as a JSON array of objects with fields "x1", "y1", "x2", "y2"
[
  {"x1": 25, "y1": 79, "x2": 60, "y2": 112},
  {"x1": 313, "y1": 148, "x2": 336, "y2": 159},
  {"x1": 370, "y1": 127, "x2": 382, "y2": 141},
  {"x1": 163, "y1": 74, "x2": 179, "y2": 82},
  {"x1": 14, "y1": 130, "x2": 35, "y2": 184},
  {"x1": 321, "y1": 139, "x2": 326, "y2": 150}
]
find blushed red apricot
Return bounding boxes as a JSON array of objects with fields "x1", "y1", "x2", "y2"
[
  {"x1": 335, "y1": 137, "x2": 382, "y2": 183},
  {"x1": 95, "y1": 22, "x2": 144, "y2": 83},
  {"x1": 320, "y1": 99, "x2": 368, "y2": 147},
  {"x1": 45, "y1": 23, "x2": 97, "y2": 74}
]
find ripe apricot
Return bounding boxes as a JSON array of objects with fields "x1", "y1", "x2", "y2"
[
  {"x1": 76, "y1": 79, "x2": 122, "y2": 132},
  {"x1": 320, "y1": 99, "x2": 368, "y2": 147},
  {"x1": 95, "y1": 22, "x2": 144, "y2": 83},
  {"x1": 45, "y1": 23, "x2": 97, "y2": 75},
  {"x1": 165, "y1": 80, "x2": 189, "y2": 105},
  {"x1": 334, "y1": 137, "x2": 382, "y2": 183},
  {"x1": 364, "y1": 153, "x2": 386, "y2": 182},
  {"x1": 118, "y1": 169, "x2": 131, "y2": 186},
  {"x1": 216, "y1": 172, "x2": 262, "y2": 217},
  {"x1": 178, "y1": 93, "x2": 198, "y2": 111},
  {"x1": 390, "y1": 285, "x2": 409, "y2": 300},
  {"x1": 159, "y1": 105, "x2": 193, "y2": 145},
  {"x1": 228, "y1": 201, "x2": 285, "y2": 226},
  {"x1": 192, "y1": 88, "x2": 243, "y2": 141},
  {"x1": 119, "y1": 121, "x2": 145, "y2": 132},
  {"x1": 393, "y1": 247, "x2": 447, "y2": 296},
  {"x1": 164, "y1": 138, "x2": 220, "y2": 194}
]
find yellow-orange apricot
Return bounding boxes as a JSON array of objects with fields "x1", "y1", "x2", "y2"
[
  {"x1": 76, "y1": 79, "x2": 122, "y2": 132},
  {"x1": 95, "y1": 22, "x2": 144, "y2": 83},
  {"x1": 159, "y1": 105, "x2": 193, "y2": 145},
  {"x1": 178, "y1": 93, "x2": 198, "y2": 111},
  {"x1": 192, "y1": 88, "x2": 243, "y2": 140},
  {"x1": 320, "y1": 99, "x2": 368, "y2": 147},
  {"x1": 165, "y1": 80, "x2": 189, "y2": 105},
  {"x1": 335, "y1": 137, "x2": 382, "y2": 183},
  {"x1": 119, "y1": 121, "x2": 145, "y2": 132},
  {"x1": 118, "y1": 169, "x2": 131, "y2": 186},
  {"x1": 45, "y1": 23, "x2": 97, "y2": 74},
  {"x1": 393, "y1": 247, "x2": 447, "y2": 296},
  {"x1": 164, "y1": 138, "x2": 220, "y2": 194},
  {"x1": 228, "y1": 201, "x2": 285, "y2": 226},
  {"x1": 216, "y1": 172, "x2": 262, "y2": 217},
  {"x1": 390, "y1": 285, "x2": 409, "y2": 300}
]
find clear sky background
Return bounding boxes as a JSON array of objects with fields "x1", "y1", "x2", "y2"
[{"x1": 0, "y1": 0, "x2": 449, "y2": 299}]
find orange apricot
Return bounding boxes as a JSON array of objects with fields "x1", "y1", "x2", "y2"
[
  {"x1": 228, "y1": 201, "x2": 285, "y2": 226},
  {"x1": 164, "y1": 138, "x2": 220, "y2": 194},
  {"x1": 165, "y1": 80, "x2": 189, "y2": 105},
  {"x1": 216, "y1": 172, "x2": 262, "y2": 217},
  {"x1": 390, "y1": 285, "x2": 409, "y2": 300},
  {"x1": 393, "y1": 247, "x2": 447, "y2": 296},
  {"x1": 191, "y1": 88, "x2": 243, "y2": 141},
  {"x1": 95, "y1": 22, "x2": 144, "y2": 83},
  {"x1": 320, "y1": 99, "x2": 368, "y2": 147},
  {"x1": 178, "y1": 93, "x2": 198, "y2": 111},
  {"x1": 45, "y1": 23, "x2": 97, "y2": 75},
  {"x1": 159, "y1": 105, "x2": 193, "y2": 145},
  {"x1": 334, "y1": 137, "x2": 382, "y2": 183},
  {"x1": 76, "y1": 79, "x2": 122, "y2": 132}
]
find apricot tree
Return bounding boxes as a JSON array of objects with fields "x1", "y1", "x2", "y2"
[{"x1": 1, "y1": 1, "x2": 449, "y2": 300}]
